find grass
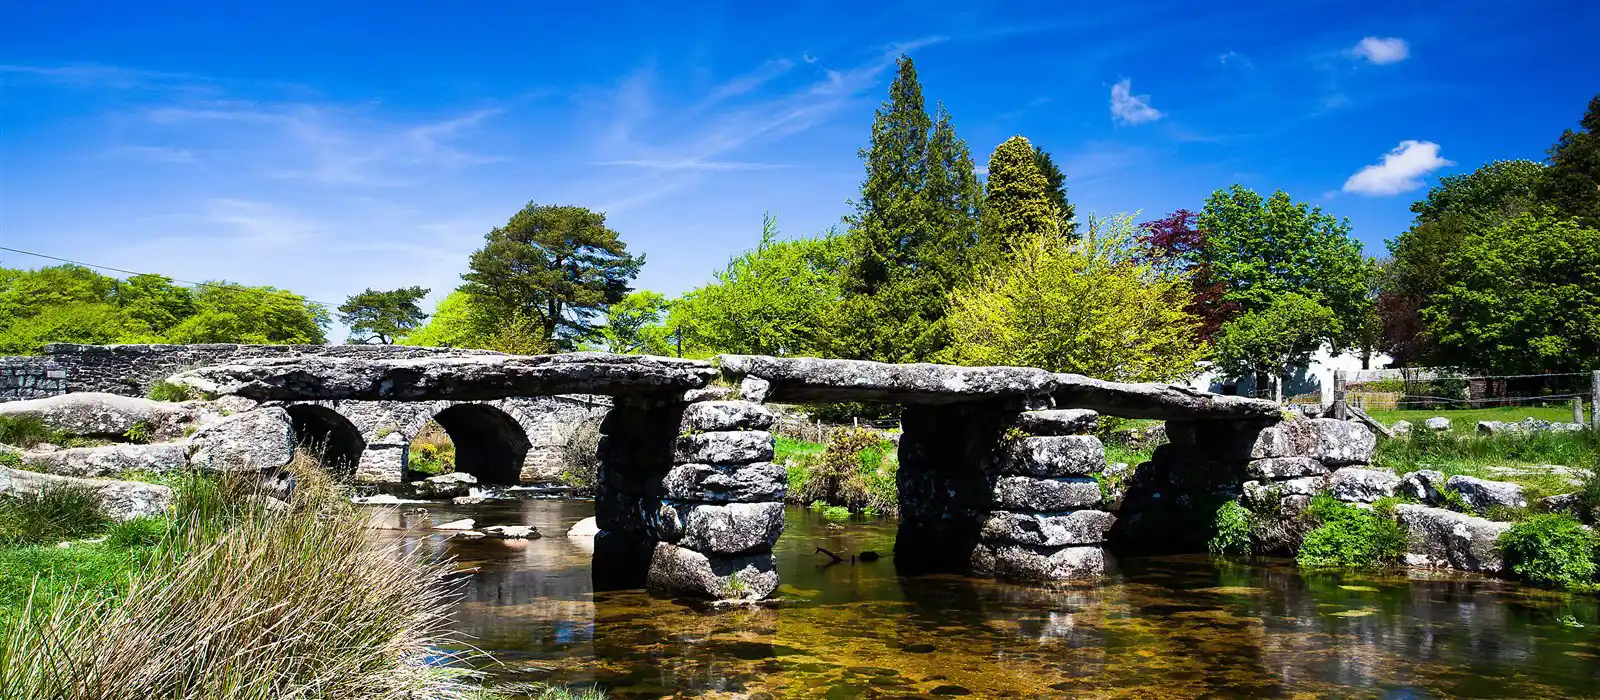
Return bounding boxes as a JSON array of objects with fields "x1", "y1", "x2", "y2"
[
  {"x1": 1373, "y1": 429, "x2": 1598, "y2": 501},
  {"x1": 407, "y1": 420, "x2": 456, "y2": 476},
  {"x1": 785, "y1": 429, "x2": 898, "y2": 516},
  {"x1": 0, "y1": 414, "x2": 65, "y2": 449},
  {"x1": 774, "y1": 436, "x2": 826, "y2": 461},
  {"x1": 146, "y1": 380, "x2": 202, "y2": 403},
  {"x1": 1105, "y1": 442, "x2": 1157, "y2": 467},
  {"x1": 1367, "y1": 405, "x2": 1579, "y2": 427},
  {"x1": 0, "y1": 485, "x2": 112, "y2": 547}
]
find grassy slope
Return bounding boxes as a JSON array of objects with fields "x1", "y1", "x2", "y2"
[
  {"x1": 1372, "y1": 430, "x2": 1597, "y2": 500},
  {"x1": 1367, "y1": 405, "x2": 1579, "y2": 426}
]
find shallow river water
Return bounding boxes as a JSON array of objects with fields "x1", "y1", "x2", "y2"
[{"x1": 377, "y1": 500, "x2": 1600, "y2": 699}]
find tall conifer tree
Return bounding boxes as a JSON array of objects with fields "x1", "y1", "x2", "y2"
[
  {"x1": 1538, "y1": 94, "x2": 1600, "y2": 227},
  {"x1": 977, "y1": 136, "x2": 1062, "y2": 262},
  {"x1": 1032, "y1": 146, "x2": 1076, "y2": 236}
]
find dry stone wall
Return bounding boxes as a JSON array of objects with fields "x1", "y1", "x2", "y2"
[{"x1": 0, "y1": 356, "x2": 67, "y2": 401}]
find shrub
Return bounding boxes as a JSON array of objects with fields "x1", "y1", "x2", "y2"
[
  {"x1": 1497, "y1": 514, "x2": 1599, "y2": 588},
  {"x1": 0, "y1": 451, "x2": 20, "y2": 469},
  {"x1": 559, "y1": 417, "x2": 603, "y2": 496},
  {"x1": 821, "y1": 505, "x2": 851, "y2": 521},
  {"x1": 122, "y1": 422, "x2": 152, "y2": 445},
  {"x1": 0, "y1": 415, "x2": 63, "y2": 449},
  {"x1": 146, "y1": 380, "x2": 201, "y2": 403},
  {"x1": 406, "y1": 420, "x2": 455, "y2": 476},
  {"x1": 1296, "y1": 494, "x2": 1407, "y2": 569},
  {"x1": 0, "y1": 485, "x2": 111, "y2": 547},
  {"x1": 791, "y1": 428, "x2": 897, "y2": 515},
  {"x1": 1208, "y1": 500, "x2": 1253, "y2": 555},
  {"x1": 104, "y1": 516, "x2": 170, "y2": 548}
]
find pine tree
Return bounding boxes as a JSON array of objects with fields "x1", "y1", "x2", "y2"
[
  {"x1": 841, "y1": 55, "x2": 931, "y2": 296},
  {"x1": 977, "y1": 136, "x2": 1062, "y2": 261},
  {"x1": 1538, "y1": 94, "x2": 1600, "y2": 227},
  {"x1": 920, "y1": 103, "x2": 983, "y2": 288},
  {"x1": 1032, "y1": 146, "x2": 1076, "y2": 236}
]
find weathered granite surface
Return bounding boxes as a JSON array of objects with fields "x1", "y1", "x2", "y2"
[
  {"x1": 1051, "y1": 373, "x2": 1282, "y2": 421},
  {"x1": 660, "y1": 462, "x2": 786, "y2": 503},
  {"x1": 0, "y1": 466, "x2": 172, "y2": 520},
  {"x1": 1328, "y1": 467, "x2": 1400, "y2": 503},
  {"x1": 1012, "y1": 409, "x2": 1099, "y2": 435},
  {"x1": 1446, "y1": 475, "x2": 1528, "y2": 511},
  {"x1": 648, "y1": 541, "x2": 779, "y2": 600},
  {"x1": 187, "y1": 407, "x2": 294, "y2": 472},
  {"x1": 0, "y1": 392, "x2": 202, "y2": 440},
  {"x1": 1396, "y1": 504, "x2": 1511, "y2": 573},
  {"x1": 979, "y1": 510, "x2": 1116, "y2": 546},
  {"x1": 971, "y1": 542, "x2": 1106, "y2": 580},
  {"x1": 19, "y1": 442, "x2": 189, "y2": 478},
  {"x1": 717, "y1": 355, "x2": 1056, "y2": 405},
  {"x1": 995, "y1": 436, "x2": 1106, "y2": 477}
]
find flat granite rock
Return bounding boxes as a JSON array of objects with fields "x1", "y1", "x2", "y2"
[
  {"x1": 971, "y1": 542, "x2": 1107, "y2": 581},
  {"x1": 1012, "y1": 409, "x2": 1099, "y2": 436},
  {"x1": 979, "y1": 510, "x2": 1116, "y2": 546},
  {"x1": 660, "y1": 462, "x2": 787, "y2": 503},
  {"x1": 1052, "y1": 373, "x2": 1282, "y2": 421},
  {"x1": 1328, "y1": 467, "x2": 1400, "y2": 503},
  {"x1": 680, "y1": 401, "x2": 775, "y2": 432},
  {"x1": 187, "y1": 408, "x2": 294, "y2": 472},
  {"x1": 648, "y1": 542, "x2": 779, "y2": 600},
  {"x1": 169, "y1": 353, "x2": 717, "y2": 401},
  {"x1": 673, "y1": 431, "x2": 774, "y2": 465},
  {"x1": 995, "y1": 436, "x2": 1106, "y2": 477},
  {"x1": 0, "y1": 466, "x2": 172, "y2": 521},
  {"x1": 716, "y1": 355, "x2": 1056, "y2": 405},
  {"x1": 1395, "y1": 504, "x2": 1511, "y2": 573},
  {"x1": 0, "y1": 392, "x2": 202, "y2": 440},
  {"x1": 991, "y1": 476, "x2": 1103, "y2": 511},
  {"x1": 1446, "y1": 475, "x2": 1528, "y2": 511},
  {"x1": 652, "y1": 501, "x2": 786, "y2": 555},
  {"x1": 1245, "y1": 457, "x2": 1329, "y2": 480},
  {"x1": 20, "y1": 442, "x2": 189, "y2": 479}
]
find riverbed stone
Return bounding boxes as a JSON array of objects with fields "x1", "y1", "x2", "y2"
[
  {"x1": 1246, "y1": 457, "x2": 1329, "y2": 480},
  {"x1": 680, "y1": 401, "x2": 775, "y2": 432},
  {"x1": 186, "y1": 407, "x2": 294, "y2": 472},
  {"x1": 995, "y1": 436, "x2": 1106, "y2": 477},
  {"x1": 411, "y1": 471, "x2": 477, "y2": 499},
  {"x1": 652, "y1": 501, "x2": 786, "y2": 555},
  {"x1": 971, "y1": 542, "x2": 1106, "y2": 580},
  {"x1": 674, "y1": 431, "x2": 774, "y2": 465},
  {"x1": 483, "y1": 525, "x2": 541, "y2": 539},
  {"x1": 660, "y1": 462, "x2": 786, "y2": 503},
  {"x1": 0, "y1": 466, "x2": 172, "y2": 521},
  {"x1": 991, "y1": 476, "x2": 1102, "y2": 511},
  {"x1": 1395, "y1": 504, "x2": 1511, "y2": 573},
  {"x1": 1445, "y1": 475, "x2": 1528, "y2": 512},
  {"x1": 1328, "y1": 467, "x2": 1399, "y2": 503},
  {"x1": 979, "y1": 510, "x2": 1116, "y2": 546},
  {"x1": 1013, "y1": 409, "x2": 1099, "y2": 436},
  {"x1": 0, "y1": 392, "x2": 202, "y2": 440},
  {"x1": 19, "y1": 442, "x2": 189, "y2": 478},
  {"x1": 568, "y1": 516, "x2": 599, "y2": 537},
  {"x1": 433, "y1": 518, "x2": 476, "y2": 530},
  {"x1": 648, "y1": 542, "x2": 779, "y2": 600},
  {"x1": 1312, "y1": 419, "x2": 1376, "y2": 466},
  {"x1": 1399, "y1": 469, "x2": 1448, "y2": 505}
]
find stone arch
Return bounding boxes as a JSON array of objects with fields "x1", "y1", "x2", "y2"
[
  {"x1": 418, "y1": 402, "x2": 533, "y2": 485},
  {"x1": 284, "y1": 403, "x2": 366, "y2": 477}
]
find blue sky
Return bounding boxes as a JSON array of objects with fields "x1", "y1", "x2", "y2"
[{"x1": 3, "y1": 0, "x2": 1597, "y2": 337}]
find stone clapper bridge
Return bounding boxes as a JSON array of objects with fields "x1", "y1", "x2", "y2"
[{"x1": 169, "y1": 352, "x2": 1287, "y2": 601}]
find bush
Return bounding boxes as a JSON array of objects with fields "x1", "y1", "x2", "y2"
[
  {"x1": 1208, "y1": 500, "x2": 1253, "y2": 555},
  {"x1": 791, "y1": 428, "x2": 897, "y2": 515},
  {"x1": 0, "y1": 485, "x2": 111, "y2": 547},
  {"x1": 1498, "y1": 514, "x2": 1599, "y2": 588},
  {"x1": 559, "y1": 417, "x2": 603, "y2": 496},
  {"x1": 406, "y1": 420, "x2": 455, "y2": 476},
  {"x1": 1296, "y1": 494, "x2": 1407, "y2": 569},
  {"x1": 0, "y1": 414, "x2": 64, "y2": 449},
  {"x1": 146, "y1": 380, "x2": 201, "y2": 403}
]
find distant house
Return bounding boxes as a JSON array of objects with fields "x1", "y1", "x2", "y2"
[{"x1": 1184, "y1": 344, "x2": 1393, "y2": 405}]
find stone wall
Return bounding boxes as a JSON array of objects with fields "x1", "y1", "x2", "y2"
[{"x1": 0, "y1": 356, "x2": 66, "y2": 402}]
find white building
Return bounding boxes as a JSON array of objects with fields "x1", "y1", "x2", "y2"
[{"x1": 1184, "y1": 344, "x2": 1394, "y2": 404}]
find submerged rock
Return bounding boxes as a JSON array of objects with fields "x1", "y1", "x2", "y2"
[
  {"x1": 970, "y1": 542, "x2": 1106, "y2": 580},
  {"x1": 648, "y1": 541, "x2": 779, "y2": 600},
  {"x1": 1395, "y1": 504, "x2": 1510, "y2": 573}
]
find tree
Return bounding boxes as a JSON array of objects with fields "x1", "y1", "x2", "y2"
[
  {"x1": 941, "y1": 214, "x2": 1208, "y2": 382},
  {"x1": 670, "y1": 216, "x2": 845, "y2": 357},
  {"x1": 599, "y1": 290, "x2": 672, "y2": 355},
  {"x1": 1537, "y1": 94, "x2": 1600, "y2": 227},
  {"x1": 1420, "y1": 213, "x2": 1600, "y2": 372},
  {"x1": 1197, "y1": 186, "x2": 1369, "y2": 349},
  {"x1": 1032, "y1": 146, "x2": 1075, "y2": 236},
  {"x1": 919, "y1": 103, "x2": 984, "y2": 289},
  {"x1": 976, "y1": 135, "x2": 1062, "y2": 261},
  {"x1": 1137, "y1": 209, "x2": 1236, "y2": 342},
  {"x1": 397, "y1": 290, "x2": 492, "y2": 349},
  {"x1": 461, "y1": 203, "x2": 643, "y2": 351},
  {"x1": 1212, "y1": 293, "x2": 1341, "y2": 400},
  {"x1": 114, "y1": 274, "x2": 195, "y2": 335},
  {"x1": 0, "y1": 302, "x2": 143, "y2": 355},
  {"x1": 164, "y1": 283, "x2": 328, "y2": 345},
  {"x1": 338, "y1": 286, "x2": 430, "y2": 344}
]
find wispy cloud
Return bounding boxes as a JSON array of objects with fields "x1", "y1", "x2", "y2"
[
  {"x1": 1349, "y1": 36, "x2": 1410, "y2": 65},
  {"x1": 1342, "y1": 140, "x2": 1452, "y2": 196},
  {"x1": 1216, "y1": 50, "x2": 1251, "y2": 67},
  {"x1": 109, "y1": 145, "x2": 199, "y2": 164},
  {"x1": 0, "y1": 63, "x2": 202, "y2": 90},
  {"x1": 1109, "y1": 78, "x2": 1162, "y2": 125},
  {"x1": 596, "y1": 159, "x2": 791, "y2": 171}
]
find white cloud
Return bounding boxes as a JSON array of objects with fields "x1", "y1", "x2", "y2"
[
  {"x1": 1342, "y1": 140, "x2": 1453, "y2": 196},
  {"x1": 1109, "y1": 78, "x2": 1162, "y2": 125},
  {"x1": 1349, "y1": 37, "x2": 1409, "y2": 64},
  {"x1": 596, "y1": 159, "x2": 789, "y2": 171}
]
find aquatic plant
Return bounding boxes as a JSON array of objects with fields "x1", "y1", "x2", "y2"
[
  {"x1": 1296, "y1": 494, "x2": 1407, "y2": 570},
  {"x1": 821, "y1": 505, "x2": 852, "y2": 521},
  {"x1": 1208, "y1": 500, "x2": 1253, "y2": 555},
  {"x1": 1497, "y1": 514, "x2": 1599, "y2": 589}
]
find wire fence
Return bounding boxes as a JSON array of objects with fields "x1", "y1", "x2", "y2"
[{"x1": 1343, "y1": 369, "x2": 1594, "y2": 414}]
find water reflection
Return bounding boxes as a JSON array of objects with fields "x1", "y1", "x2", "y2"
[{"x1": 373, "y1": 501, "x2": 1600, "y2": 698}]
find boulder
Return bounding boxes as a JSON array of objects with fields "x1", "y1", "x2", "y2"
[
  {"x1": 1424, "y1": 417, "x2": 1452, "y2": 432},
  {"x1": 0, "y1": 392, "x2": 200, "y2": 440},
  {"x1": 682, "y1": 385, "x2": 736, "y2": 403},
  {"x1": 1395, "y1": 504, "x2": 1511, "y2": 573},
  {"x1": 187, "y1": 408, "x2": 294, "y2": 472},
  {"x1": 1539, "y1": 493, "x2": 1581, "y2": 516},
  {"x1": 433, "y1": 519, "x2": 476, "y2": 530},
  {"x1": 995, "y1": 436, "x2": 1105, "y2": 477},
  {"x1": 991, "y1": 476, "x2": 1102, "y2": 511},
  {"x1": 717, "y1": 354, "x2": 1057, "y2": 405},
  {"x1": 1250, "y1": 420, "x2": 1322, "y2": 460},
  {"x1": 1242, "y1": 476, "x2": 1327, "y2": 504},
  {"x1": 412, "y1": 471, "x2": 477, "y2": 499},
  {"x1": 567, "y1": 516, "x2": 600, "y2": 537},
  {"x1": 1445, "y1": 475, "x2": 1527, "y2": 512},
  {"x1": 674, "y1": 431, "x2": 773, "y2": 465},
  {"x1": 647, "y1": 542, "x2": 779, "y2": 600},
  {"x1": 483, "y1": 525, "x2": 541, "y2": 539},
  {"x1": 1480, "y1": 418, "x2": 1586, "y2": 436},
  {"x1": 971, "y1": 543, "x2": 1106, "y2": 580},
  {"x1": 979, "y1": 510, "x2": 1116, "y2": 546},
  {"x1": 20, "y1": 442, "x2": 189, "y2": 479},
  {"x1": 169, "y1": 353, "x2": 718, "y2": 402},
  {"x1": 1328, "y1": 467, "x2": 1399, "y2": 503},
  {"x1": 652, "y1": 501, "x2": 786, "y2": 554},
  {"x1": 660, "y1": 462, "x2": 786, "y2": 503},
  {"x1": 0, "y1": 466, "x2": 172, "y2": 520},
  {"x1": 1391, "y1": 420, "x2": 1412, "y2": 436},
  {"x1": 1311, "y1": 419, "x2": 1376, "y2": 466},
  {"x1": 680, "y1": 401, "x2": 775, "y2": 432},
  {"x1": 1398, "y1": 469, "x2": 1448, "y2": 505},
  {"x1": 738, "y1": 376, "x2": 771, "y2": 404},
  {"x1": 1013, "y1": 409, "x2": 1099, "y2": 436},
  {"x1": 1246, "y1": 457, "x2": 1329, "y2": 480}
]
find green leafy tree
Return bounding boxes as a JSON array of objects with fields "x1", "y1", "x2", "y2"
[
  {"x1": 1197, "y1": 186, "x2": 1369, "y2": 350},
  {"x1": 1212, "y1": 293, "x2": 1341, "y2": 400},
  {"x1": 1421, "y1": 212, "x2": 1600, "y2": 372},
  {"x1": 396, "y1": 290, "x2": 493, "y2": 349},
  {"x1": 0, "y1": 302, "x2": 144, "y2": 355},
  {"x1": 941, "y1": 214, "x2": 1207, "y2": 382},
  {"x1": 113, "y1": 274, "x2": 196, "y2": 335},
  {"x1": 164, "y1": 283, "x2": 328, "y2": 344},
  {"x1": 1032, "y1": 145, "x2": 1076, "y2": 236},
  {"x1": 461, "y1": 203, "x2": 643, "y2": 351},
  {"x1": 599, "y1": 290, "x2": 672, "y2": 355},
  {"x1": 670, "y1": 216, "x2": 845, "y2": 357},
  {"x1": 337, "y1": 286, "x2": 430, "y2": 344},
  {"x1": 977, "y1": 135, "x2": 1062, "y2": 261},
  {"x1": 0, "y1": 265, "x2": 118, "y2": 321},
  {"x1": 1537, "y1": 94, "x2": 1600, "y2": 227}
]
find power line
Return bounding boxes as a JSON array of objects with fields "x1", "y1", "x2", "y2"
[{"x1": 0, "y1": 245, "x2": 337, "y2": 308}]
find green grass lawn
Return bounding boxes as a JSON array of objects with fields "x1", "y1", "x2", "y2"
[
  {"x1": 774, "y1": 436, "x2": 826, "y2": 462},
  {"x1": 1366, "y1": 405, "x2": 1581, "y2": 428},
  {"x1": 1372, "y1": 430, "x2": 1597, "y2": 501}
]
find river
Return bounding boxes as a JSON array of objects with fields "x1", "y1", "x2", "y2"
[{"x1": 375, "y1": 500, "x2": 1600, "y2": 699}]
